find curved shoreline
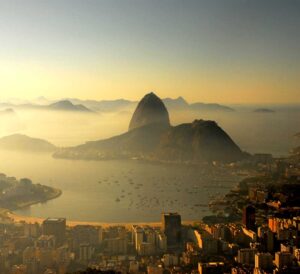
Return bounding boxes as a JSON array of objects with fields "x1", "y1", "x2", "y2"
[
  {"x1": 11, "y1": 187, "x2": 62, "y2": 210},
  {"x1": 5, "y1": 210, "x2": 197, "y2": 228}
]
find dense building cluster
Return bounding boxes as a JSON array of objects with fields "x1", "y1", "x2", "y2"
[
  {"x1": 0, "y1": 155, "x2": 299, "y2": 274},
  {"x1": 0, "y1": 207, "x2": 299, "y2": 274}
]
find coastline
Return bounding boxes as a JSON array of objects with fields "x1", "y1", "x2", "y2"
[
  {"x1": 4, "y1": 210, "x2": 198, "y2": 228},
  {"x1": 11, "y1": 187, "x2": 62, "y2": 210}
]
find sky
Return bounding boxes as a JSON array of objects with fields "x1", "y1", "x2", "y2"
[{"x1": 0, "y1": 0, "x2": 299, "y2": 104}]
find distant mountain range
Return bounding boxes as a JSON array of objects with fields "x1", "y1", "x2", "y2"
[
  {"x1": 0, "y1": 96, "x2": 235, "y2": 113},
  {"x1": 54, "y1": 92, "x2": 247, "y2": 163},
  {"x1": 48, "y1": 100, "x2": 92, "y2": 112},
  {"x1": 66, "y1": 96, "x2": 235, "y2": 112},
  {"x1": 0, "y1": 134, "x2": 57, "y2": 153},
  {"x1": 0, "y1": 100, "x2": 93, "y2": 113},
  {"x1": 2, "y1": 96, "x2": 300, "y2": 114}
]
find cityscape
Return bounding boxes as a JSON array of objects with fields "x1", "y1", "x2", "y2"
[
  {"x1": 0, "y1": 149, "x2": 299, "y2": 273},
  {"x1": 0, "y1": 0, "x2": 299, "y2": 274}
]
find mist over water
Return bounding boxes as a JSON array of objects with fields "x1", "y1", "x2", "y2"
[
  {"x1": 0, "y1": 106, "x2": 299, "y2": 222},
  {"x1": 0, "y1": 150, "x2": 239, "y2": 222},
  {"x1": 0, "y1": 107, "x2": 298, "y2": 155}
]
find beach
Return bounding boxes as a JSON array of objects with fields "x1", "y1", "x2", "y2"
[{"x1": 4, "y1": 210, "x2": 197, "y2": 228}]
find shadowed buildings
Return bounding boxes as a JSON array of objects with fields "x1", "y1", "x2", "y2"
[{"x1": 162, "y1": 212, "x2": 182, "y2": 249}]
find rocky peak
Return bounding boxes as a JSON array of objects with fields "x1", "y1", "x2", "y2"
[{"x1": 128, "y1": 92, "x2": 170, "y2": 131}]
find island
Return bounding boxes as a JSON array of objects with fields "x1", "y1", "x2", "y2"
[
  {"x1": 0, "y1": 173, "x2": 61, "y2": 210},
  {"x1": 254, "y1": 108, "x2": 275, "y2": 113}
]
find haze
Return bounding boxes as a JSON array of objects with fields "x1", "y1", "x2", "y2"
[{"x1": 0, "y1": 0, "x2": 299, "y2": 104}]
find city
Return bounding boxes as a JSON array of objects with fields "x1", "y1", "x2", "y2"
[
  {"x1": 0, "y1": 151, "x2": 299, "y2": 274},
  {"x1": 0, "y1": 1, "x2": 299, "y2": 274}
]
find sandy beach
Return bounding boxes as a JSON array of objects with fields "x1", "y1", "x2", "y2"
[{"x1": 4, "y1": 210, "x2": 197, "y2": 228}]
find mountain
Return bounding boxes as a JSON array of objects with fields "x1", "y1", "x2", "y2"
[
  {"x1": 65, "y1": 96, "x2": 233, "y2": 113},
  {"x1": 162, "y1": 96, "x2": 189, "y2": 110},
  {"x1": 48, "y1": 100, "x2": 92, "y2": 112},
  {"x1": 0, "y1": 96, "x2": 235, "y2": 113},
  {"x1": 128, "y1": 92, "x2": 170, "y2": 131},
  {"x1": 54, "y1": 93, "x2": 246, "y2": 163},
  {"x1": 254, "y1": 108, "x2": 275, "y2": 113},
  {"x1": 0, "y1": 134, "x2": 57, "y2": 153},
  {"x1": 156, "y1": 120, "x2": 244, "y2": 162},
  {"x1": 0, "y1": 101, "x2": 93, "y2": 113},
  {"x1": 190, "y1": 102, "x2": 234, "y2": 112},
  {"x1": 32, "y1": 96, "x2": 53, "y2": 106},
  {"x1": 66, "y1": 98, "x2": 137, "y2": 112},
  {"x1": 53, "y1": 123, "x2": 167, "y2": 160}
]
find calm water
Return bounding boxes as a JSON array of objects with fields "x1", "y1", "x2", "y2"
[
  {"x1": 0, "y1": 151, "x2": 240, "y2": 222},
  {"x1": 0, "y1": 108, "x2": 299, "y2": 222}
]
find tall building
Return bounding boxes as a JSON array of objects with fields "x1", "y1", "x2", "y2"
[
  {"x1": 194, "y1": 230, "x2": 218, "y2": 255},
  {"x1": 243, "y1": 205, "x2": 256, "y2": 231},
  {"x1": 35, "y1": 235, "x2": 56, "y2": 249},
  {"x1": 237, "y1": 248, "x2": 257, "y2": 266},
  {"x1": 132, "y1": 226, "x2": 144, "y2": 250},
  {"x1": 198, "y1": 262, "x2": 225, "y2": 274},
  {"x1": 42, "y1": 218, "x2": 66, "y2": 246},
  {"x1": 274, "y1": 251, "x2": 292, "y2": 269},
  {"x1": 79, "y1": 243, "x2": 94, "y2": 262},
  {"x1": 162, "y1": 212, "x2": 181, "y2": 248},
  {"x1": 254, "y1": 253, "x2": 273, "y2": 270}
]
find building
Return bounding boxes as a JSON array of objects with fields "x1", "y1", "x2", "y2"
[
  {"x1": 35, "y1": 235, "x2": 56, "y2": 249},
  {"x1": 243, "y1": 205, "x2": 256, "y2": 231},
  {"x1": 129, "y1": 261, "x2": 139, "y2": 273},
  {"x1": 42, "y1": 218, "x2": 66, "y2": 246},
  {"x1": 138, "y1": 242, "x2": 155, "y2": 256},
  {"x1": 105, "y1": 237, "x2": 128, "y2": 255},
  {"x1": 162, "y1": 212, "x2": 181, "y2": 248},
  {"x1": 198, "y1": 262, "x2": 224, "y2": 274},
  {"x1": 163, "y1": 254, "x2": 178, "y2": 267},
  {"x1": 24, "y1": 223, "x2": 40, "y2": 238},
  {"x1": 254, "y1": 253, "x2": 273, "y2": 270},
  {"x1": 71, "y1": 225, "x2": 100, "y2": 249},
  {"x1": 196, "y1": 232, "x2": 218, "y2": 255},
  {"x1": 274, "y1": 252, "x2": 292, "y2": 269},
  {"x1": 79, "y1": 243, "x2": 94, "y2": 262},
  {"x1": 257, "y1": 227, "x2": 274, "y2": 252},
  {"x1": 237, "y1": 248, "x2": 257, "y2": 266},
  {"x1": 147, "y1": 265, "x2": 164, "y2": 274},
  {"x1": 132, "y1": 226, "x2": 144, "y2": 251}
]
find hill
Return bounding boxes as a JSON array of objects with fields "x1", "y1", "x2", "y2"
[
  {"x1": 162, "y1": 96, "x2": 189, "y2": 110},
  {"x1": 190, "y1": 102, "x2": 234, "y2": 112},
  {"x1": 128, "y1": 92, "x2": 170, "y2": 131},
  {"x1": 53, "y1": 93, "x2": 246, "y2": 163},
  {"x1": 54, "y1": 123, "x2": 167, "y2": 160},
  {"x1": 48, "y1": 100, "x2": 92, "y2": 112},
  {"x1": 156, "y1": 120, "x2": 244, "y2": 162},
  {"x1": 0, "y1": 134, "x2": 57, "y2": 153}
]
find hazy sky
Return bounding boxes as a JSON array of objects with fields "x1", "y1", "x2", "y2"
[{"x1": 0, "y1": 0, "x2": 299, "y2": 103}]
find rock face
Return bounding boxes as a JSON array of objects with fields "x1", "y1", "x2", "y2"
[
  {"x1": 156, "y1": 119, "x2": 245, "y2": 162},
  {"x1": 54, "y1": 93, "x2": 247, "y2": 163},
  {"x1": 128, "y1": 92, "x2": 170, "y2": 131}
]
